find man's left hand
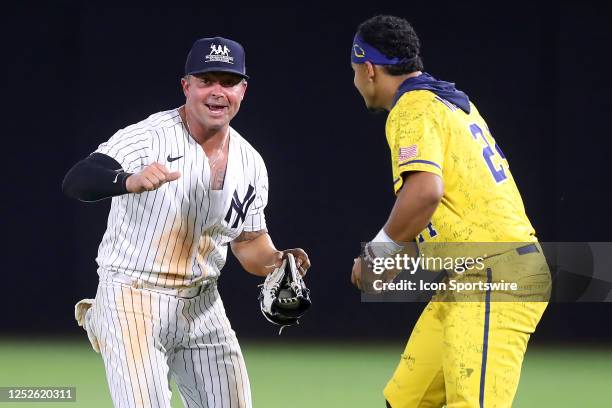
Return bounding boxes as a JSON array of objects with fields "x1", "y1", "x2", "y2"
[{"x1": 278, "y1": 248, "x2": 311, "y2": 276}]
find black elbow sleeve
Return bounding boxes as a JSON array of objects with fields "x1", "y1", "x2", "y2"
[{"x1": 62, "y1": 153, "x2": 132, "y2": 202}]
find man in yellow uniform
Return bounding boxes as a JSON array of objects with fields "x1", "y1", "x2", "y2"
[{"x1": 349, "y1": 15, "x2": 551, "y2": 408}]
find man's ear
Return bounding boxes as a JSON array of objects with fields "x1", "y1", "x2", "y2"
[
  {"x1": 181, "y1": 76, "x2": 190, "y2": 97},
  {"x1": 240, "y1": 80, "x2": 248, "y2": 100},
  {"x1": 365, "y1": 61, "x2": 376, "y2": 82}
]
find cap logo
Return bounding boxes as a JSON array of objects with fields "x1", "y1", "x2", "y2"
[{"x1": 206, "y1": 44, "x2": 234, "y2": 64}]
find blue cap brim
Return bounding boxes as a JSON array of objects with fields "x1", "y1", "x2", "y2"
[{"x1": 186, "y1": 67, "x2": 249, "y2": 80}]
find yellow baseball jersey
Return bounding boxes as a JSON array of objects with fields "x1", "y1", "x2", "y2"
[{"x1": 386, "y1": 90, "x2": 536, "y2": 249}]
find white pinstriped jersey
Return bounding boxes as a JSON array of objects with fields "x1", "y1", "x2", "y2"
[{"x1": 93, "y1": 108, "x2": 268, "y2": 288}]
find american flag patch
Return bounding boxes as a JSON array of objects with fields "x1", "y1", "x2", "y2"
[{"x1": 398, "y1": 145, "x2": 418, "y2": 161}]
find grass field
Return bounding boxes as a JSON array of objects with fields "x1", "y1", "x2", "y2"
[{"x1": 0, "y1": 339, "x2": 610, "y2": 407}]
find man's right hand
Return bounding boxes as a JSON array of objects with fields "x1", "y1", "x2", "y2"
[{"x1": 126, "y1": 163, "x2": 181, "y2": 193}]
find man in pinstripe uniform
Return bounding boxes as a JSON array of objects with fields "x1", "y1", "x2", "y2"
[{"x1": 63, "y1": 36, "x2": 310, "y2": 408}]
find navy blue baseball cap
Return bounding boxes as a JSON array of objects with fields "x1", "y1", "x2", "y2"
[{"x1": 185, "y1": 36, "x2": 249, "y2": 79}]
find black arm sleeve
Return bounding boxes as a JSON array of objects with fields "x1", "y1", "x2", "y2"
[{"x1": 62, "y1": 153, "x2": 133, "y2": 202}]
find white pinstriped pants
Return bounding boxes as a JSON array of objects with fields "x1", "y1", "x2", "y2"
[{"x1": 86, "y1": 277, "x2": 252, "y2": 408}]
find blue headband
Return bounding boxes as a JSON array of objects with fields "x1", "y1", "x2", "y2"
[{"x1": 351, "y1": 34, "x2": 418, "y2": 65}]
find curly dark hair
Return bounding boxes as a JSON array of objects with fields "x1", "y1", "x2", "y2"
[{"x1": 357, "y1": 15, "x2": 424, "y2": 75}]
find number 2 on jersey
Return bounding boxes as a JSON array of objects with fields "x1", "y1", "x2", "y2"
[{"x1": 469, "y1": 123, "x2": 508, "y2": 183}]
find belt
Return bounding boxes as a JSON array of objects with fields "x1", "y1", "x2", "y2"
[
  {"x1": 516, "y1": 243, "x2": 539, "y2": 256},
  {"x1": 105, "y1": 272, "x2": 215, "y2": 299},
  {"x1": 482, "y1": 243, "x2": 540, "y2": 261}
]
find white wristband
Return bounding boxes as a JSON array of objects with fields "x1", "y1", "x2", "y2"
[{"x1": 369, "y1": 228, "x2": 405, "y2": 258}]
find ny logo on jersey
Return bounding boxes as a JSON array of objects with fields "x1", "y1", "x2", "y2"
[
  {"x1": 225, "y1": 184, "x2": 255, "y2": 228},
  {"x1": 210, "y1": 44, "x2": 230, "y2": 56}
]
